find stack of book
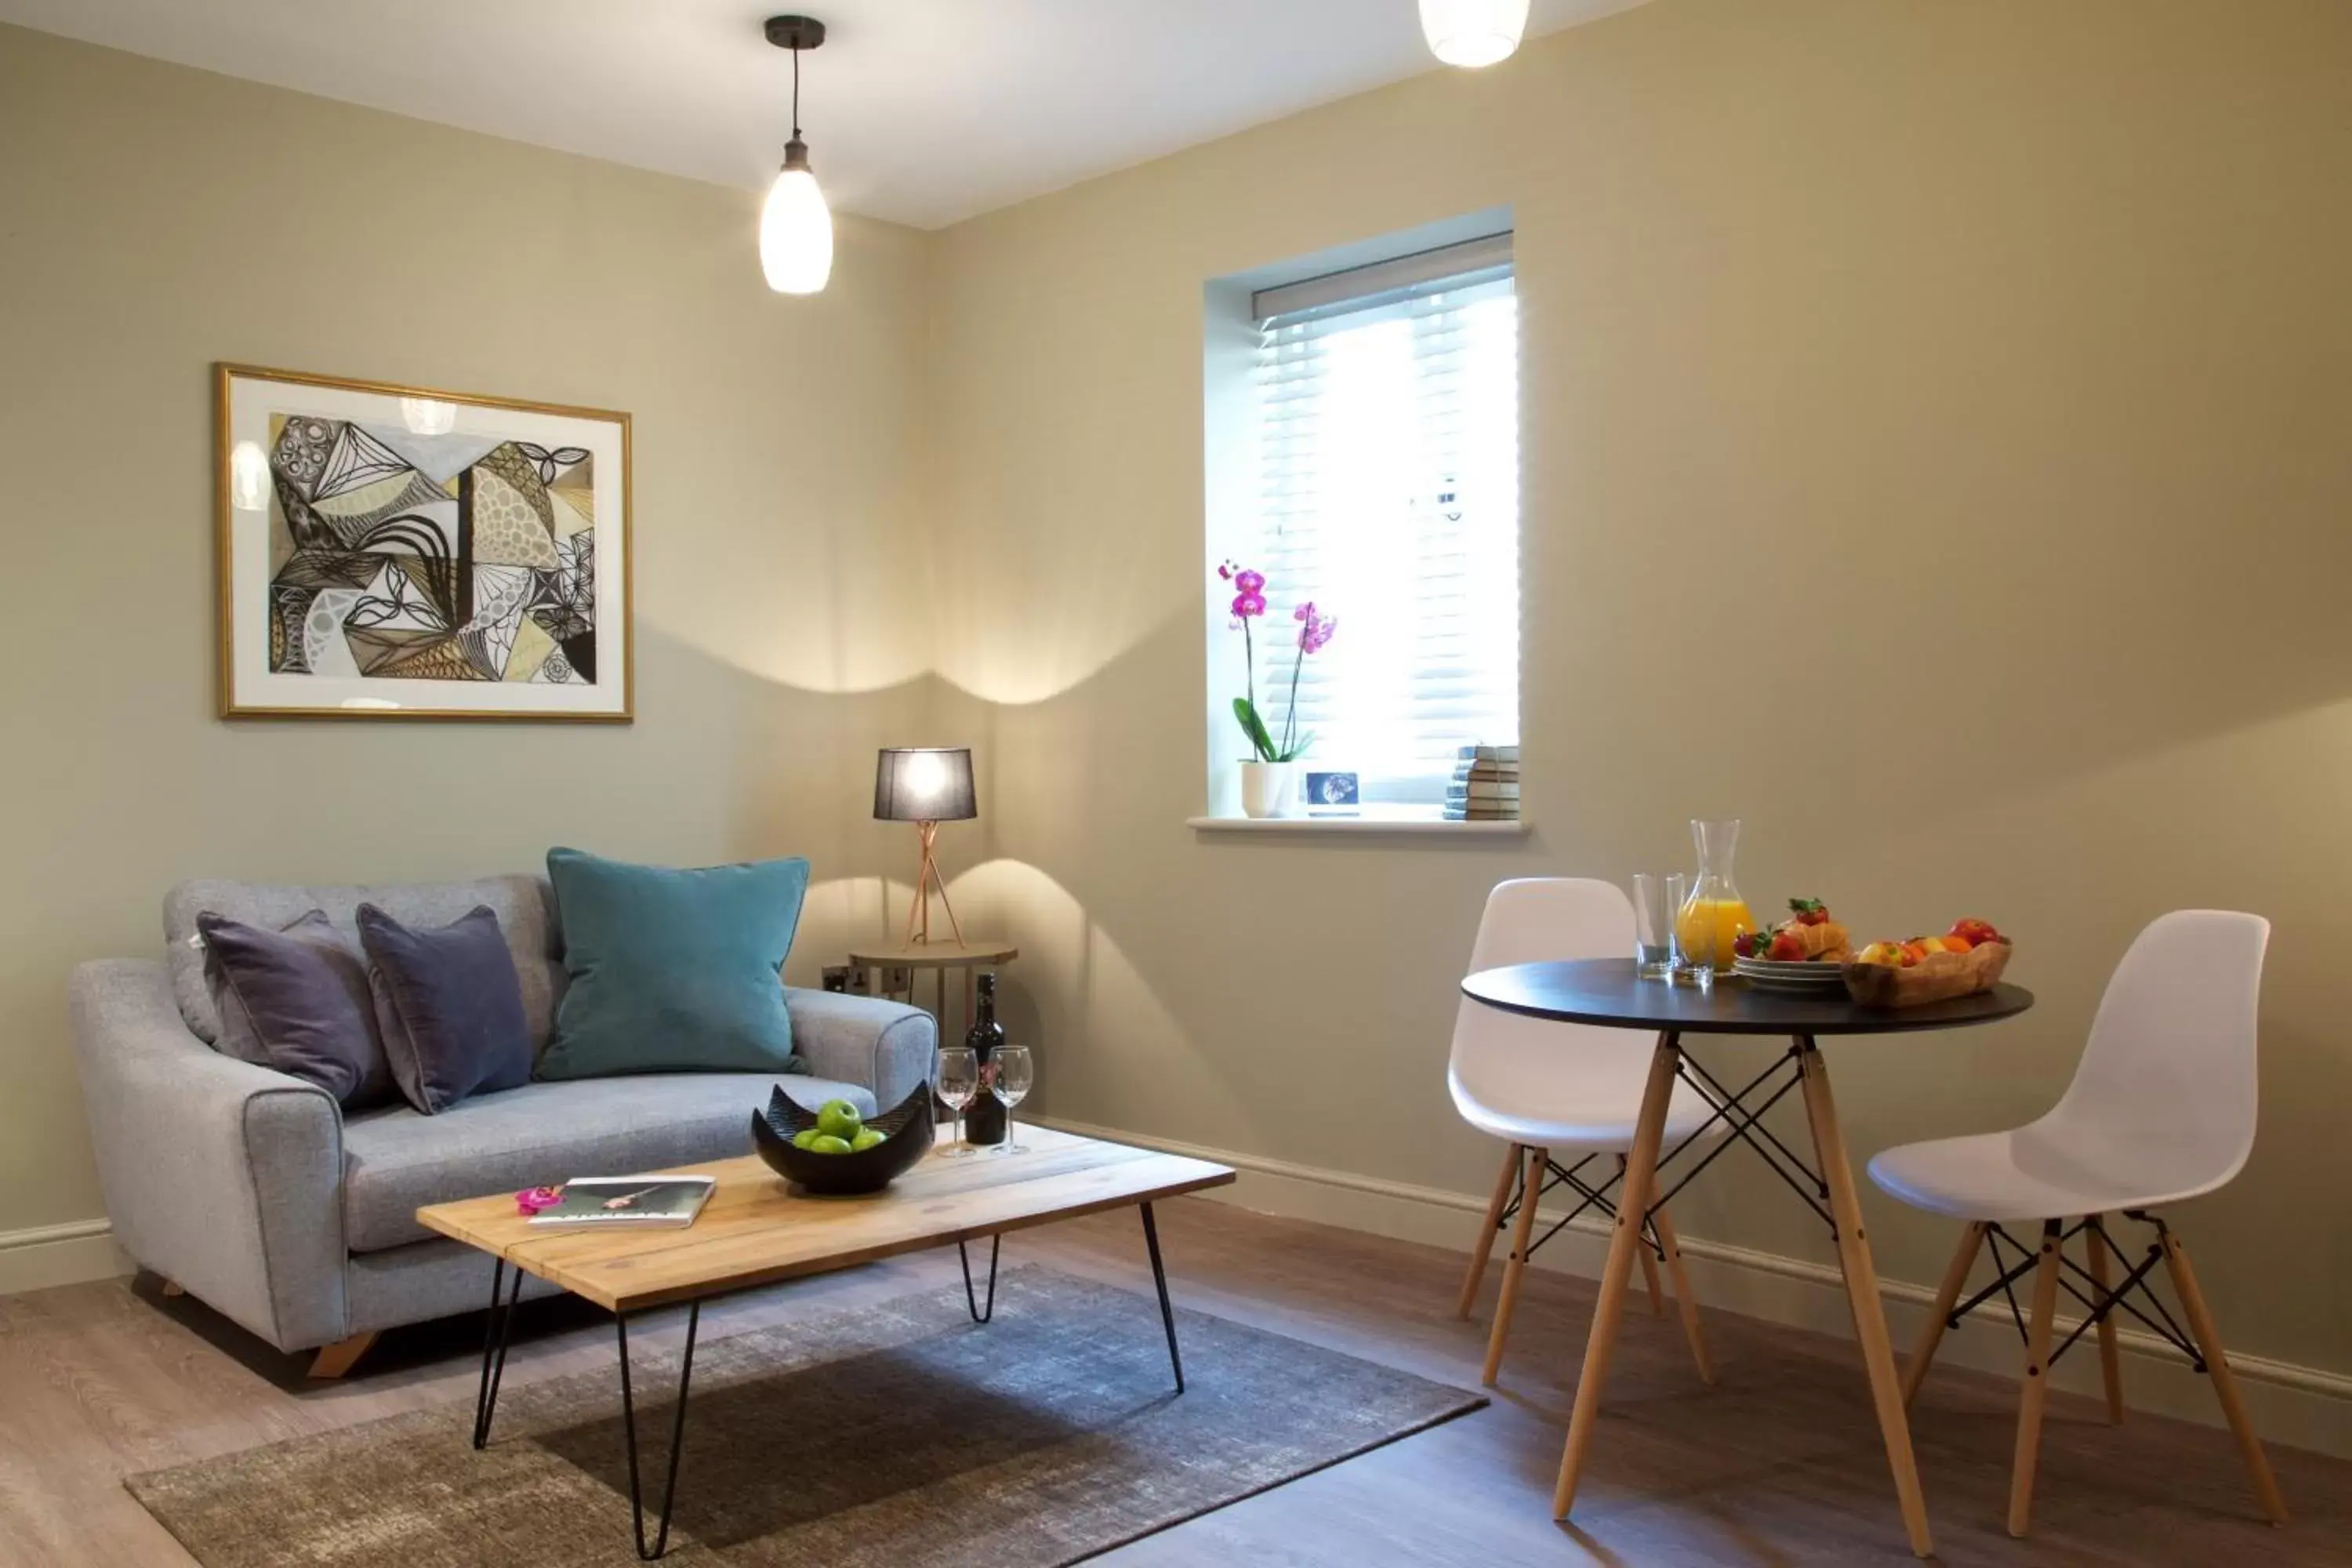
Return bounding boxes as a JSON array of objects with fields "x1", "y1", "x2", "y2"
[{"x1": 1446, "y1": 745, "x2": 1520, "y2": 821}]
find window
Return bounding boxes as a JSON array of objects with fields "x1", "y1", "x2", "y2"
[{"x1": 1240, "y1": 234, "x2": 1519, "y2": 805}]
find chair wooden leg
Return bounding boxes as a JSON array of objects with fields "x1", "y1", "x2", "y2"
[
  {"x1": 2082, "y1": 1216, "x2": 2125, "y2": 1425},
  {"x1": 1482, "y1": 1144, "x2": 1547, "y2": 1387},
  {"x1": 2007, "y1": 1219, "x2": 2065, "y2": 1537},
  {"x1": 307, "y1": 1331, "x2": 379, "y2": 1381},
  {"x1": 1622, "y1": 1157, "x2": 1666, "y2": 1316},
  {"x1": 1797, "y1": 1040, "x2": 1934, "y2": 1559},
  {"x1": 1650, "y1": 1202, "x2": 1714, "y2": 1385},
  {"x1": 1903, "y1": 1221, "x2": 1985, "y2": 1408},
  {"x1": 2159, "y1": 1228, "x2": 2288, "y2": 1525},
  {"x1": 1456, "y1": 1143, "x2": 1522, "y2": 1319}
]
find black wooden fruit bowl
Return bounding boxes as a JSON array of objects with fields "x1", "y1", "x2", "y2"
[{"x1": 750, "y1": 1083, "x2": 935, "y2": 1196}]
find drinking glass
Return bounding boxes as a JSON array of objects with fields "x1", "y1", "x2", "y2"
[
  {"x1": 1632, "y1": 873, "x2": 1686, "y2": 981},
  {"x1": 935, "y1": 1046, "x2": 980, "y2": 1157},
  {"x1": 989, "y1": 1044, "x2": 1033, "y2": 1153}
]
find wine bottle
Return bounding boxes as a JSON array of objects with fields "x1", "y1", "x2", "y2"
[{"x1": 963, "y1": 971, "x2": 1007, "y2": 1145}]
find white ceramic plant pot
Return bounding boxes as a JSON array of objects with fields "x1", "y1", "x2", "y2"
[{"x1": 1240, "y1": 761, "x2": 1299, "y2": 819}]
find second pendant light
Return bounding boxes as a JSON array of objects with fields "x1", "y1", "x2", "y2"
[{"x1": 760, "y1": 14, "x2": 834, "y2": 295}]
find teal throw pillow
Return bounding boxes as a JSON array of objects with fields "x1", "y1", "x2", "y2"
[{"x1": 539, "y1": 848, "x2": 811, "y2": 1080}]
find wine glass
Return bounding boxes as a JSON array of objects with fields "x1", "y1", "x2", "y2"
[
  {"x1": 935, "y1": 1046, "x2": 979, "y2": 1158},
  {"x1": 990, "y1": 1044, "x2": 1033, "y2": 1154}
]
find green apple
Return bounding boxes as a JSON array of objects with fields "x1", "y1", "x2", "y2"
[
  {"x1": 791, "y1": 1128, "x2": 822, "y2": 1150},
  {"x1": 815, "y1": 1099, "x2": 864, "y2": 1141},
  {"x1": 808, "y1": 1133, "x2": 853, "y2": 1155},
  {"x1": 849, "y1": 1127, "x2": 885, "y2": 1152}
]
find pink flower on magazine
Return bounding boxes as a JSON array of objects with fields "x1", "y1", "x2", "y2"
[{"x1": 515, "y1": 1185, "x2": 564, "y2": 1215}]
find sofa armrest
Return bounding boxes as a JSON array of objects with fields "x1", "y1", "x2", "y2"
[
  {"x1": 67, "y1": 959, "x2": 349, "y2": 1352},
  {"x1": 783, "y1": 987, "x2": 936, "y2": 1110}
]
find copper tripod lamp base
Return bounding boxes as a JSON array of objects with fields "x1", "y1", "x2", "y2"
[{"x1": 902, "y1": 818, "x2": 966, "y2": 946}]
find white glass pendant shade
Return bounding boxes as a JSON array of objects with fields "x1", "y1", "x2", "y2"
[
  {"x1": 1419, "y1": 0, "x2": 1530, "y2": 67},
  {"x1": 760, "y1": 143, "x2": 833, "y2": 295}
]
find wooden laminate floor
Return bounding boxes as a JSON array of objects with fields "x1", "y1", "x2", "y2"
[{"x1": 2, "y1": 1198, "x2": 2346, "y2": 1566}]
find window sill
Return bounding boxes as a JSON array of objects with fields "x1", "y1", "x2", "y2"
[{"x1": 1187, "y1": 813, "x2": 1528, "y2": 838}]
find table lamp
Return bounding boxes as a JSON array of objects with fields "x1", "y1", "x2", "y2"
[{"x1": 873, "y1": 747, "x2": 977, "y2": 945}]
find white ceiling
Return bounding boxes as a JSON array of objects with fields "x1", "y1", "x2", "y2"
[{"x1": 0, "y1": 0, "x2": 1646, "y2": 228}]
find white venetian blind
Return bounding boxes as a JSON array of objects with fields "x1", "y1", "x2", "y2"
[{"x1": 1246, "y1": 238, "x2": 1520, "y2": 799}]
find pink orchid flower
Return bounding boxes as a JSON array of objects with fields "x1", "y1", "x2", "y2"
[
  {"x1": 1231, "y1": 591, "x2": 1268, "y2": 619},
  {"x1": 1294, "y1": 601, "x2": 1338, "y2": 655}
]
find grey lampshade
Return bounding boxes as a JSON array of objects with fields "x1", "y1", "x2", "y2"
[{"x1": 873, "y1": 748, "x2": 977, "y2": 822}]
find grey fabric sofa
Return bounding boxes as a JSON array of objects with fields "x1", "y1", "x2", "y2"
[{"x1": 67, "y1": 874, "x2": 935, "y2": 1377}]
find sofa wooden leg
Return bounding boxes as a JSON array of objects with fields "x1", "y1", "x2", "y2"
[
  {"x1": 308, "y1": 1331, "x2": 379, "y2": 1381},
  {"x1": 160, "y1": 1279, "x2": 185, "y2": 1298}
]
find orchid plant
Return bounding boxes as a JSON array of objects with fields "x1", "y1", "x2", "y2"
[{"x1": 1219, "y1": 561, "x2": 1338, "y2": 763}]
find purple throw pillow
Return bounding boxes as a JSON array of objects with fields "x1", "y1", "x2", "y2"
[
  {"x1": 196, "y1": 910, "x2": 397, "y2": 1108},
  {"x1": 358, "y1": 903, "x2": 532, "y2": 1115}
]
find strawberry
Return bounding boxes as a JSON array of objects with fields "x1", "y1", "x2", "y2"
[
  {"x1": 1734, "y1": 931, "x2": 1760, "y2": 959},
  {"x1": 1788, "y1": 898, "x2": 1830, "y2": 927},
  {"x1": 1768, "y1": 930, "x2": 1808, "y2": 961}
]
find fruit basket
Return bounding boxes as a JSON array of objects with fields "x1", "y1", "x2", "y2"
[
  {"x1": 1842, "y1": 937, "x2": 2012, "y2": 1008},
  {"x1": 750, "y1": 1083, "x2": 935, "y2": 1196}
]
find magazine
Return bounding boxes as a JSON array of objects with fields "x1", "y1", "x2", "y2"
[{"x1": 526, "y1": 1175, "x2": 716, "y2": 1229}]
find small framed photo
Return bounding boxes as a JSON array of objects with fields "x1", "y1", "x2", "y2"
[{"x1": 1304, "y1": 770, "x2": 1360, "y2": 814}]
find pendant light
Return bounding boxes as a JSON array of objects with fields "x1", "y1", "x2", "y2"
[
  {"x1": 760, "y1": 14, "x2": 833, "y2": 295},
  {"x1": 1419, "y1": 0, "x2": 1530, "y2": 67}
]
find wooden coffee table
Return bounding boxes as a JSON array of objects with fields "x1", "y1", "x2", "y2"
[{"x1": 418, "y1": 1124, "x2": 1235, "y2": 1560}]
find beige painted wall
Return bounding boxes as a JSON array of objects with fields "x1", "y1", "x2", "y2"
[
  {"x1": 928, "y1": 0, "x2": 2352, "y2": 1377},
  {"x1": 0, "y1": 25, "x2": 940, "y2": 1233}
]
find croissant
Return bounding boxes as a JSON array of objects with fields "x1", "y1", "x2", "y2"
[{"x1": 1788, "y1": 920, "x2": 1850, "y2": 960}]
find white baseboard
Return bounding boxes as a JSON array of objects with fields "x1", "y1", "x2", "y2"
[
  {"x1": 1040, "y1": 1116, "x2": 2352, "y2": 1461},
  {"x1": 0, "y1": 1219, "x2": 132, "y2": 1296}
]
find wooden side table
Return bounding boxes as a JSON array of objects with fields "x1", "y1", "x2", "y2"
[{"x1": 846, "y1": 938, "x2": 1018, "y2": 1043}]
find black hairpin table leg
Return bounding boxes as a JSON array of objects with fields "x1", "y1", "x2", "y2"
[
  {"x1": 472, "y1": 1257, "x2": 524, "y2": 1450},
  {"x1": 616, "y1": 1302, "x2": 701, "y2": 1561},
  {"x1": 960, "y1": 1234, "x2": 1002, "y2": 1323},
  {"x1": 1140, "y1": 1202, "x2": 1184, "y2": 1393}
]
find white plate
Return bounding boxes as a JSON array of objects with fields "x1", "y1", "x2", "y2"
[{"x1": 1733, "y1": 956, "x2": 1847, "y2": 984}]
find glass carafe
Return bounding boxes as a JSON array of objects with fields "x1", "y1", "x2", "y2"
[{"x1": 1674, "y1": 818, "x2": 1756, "y2": 985}]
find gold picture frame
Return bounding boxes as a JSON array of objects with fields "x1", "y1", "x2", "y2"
[{"x1": 215, "y1": 362, "x2": 633, "y2": 721}]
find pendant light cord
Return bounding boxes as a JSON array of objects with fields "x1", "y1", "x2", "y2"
[{"x1": 790, "y1": 45, "x2": 803, "y2": 141}]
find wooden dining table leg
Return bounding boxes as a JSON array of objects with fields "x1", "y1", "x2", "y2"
[
  {"x1": 1623, "y1": 1156, "x2": 1666, "y2": 1316},
  {"x1": 1553, "y1": 1031, "x2": 1681, "y2": 1521},
  {"x1": 1795, "y1": 1037, "x2": 1934, "y2": 1559}
]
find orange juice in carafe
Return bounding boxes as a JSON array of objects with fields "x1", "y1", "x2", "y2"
[
  {"x1": 1674, "y1": 818, "x2": 1752, "y2": 977},
  {"x1": 1673, "y1": 897, "x2": 1755, "y2": 972}
]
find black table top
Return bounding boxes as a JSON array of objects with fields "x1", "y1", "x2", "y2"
[{"x1": 1461, "y1": 958, "x2": 2034, "y2": 1036}]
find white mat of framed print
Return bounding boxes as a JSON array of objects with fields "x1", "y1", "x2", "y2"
[{"x1": 216, "y1": 364, "x2": 632, "y2": 720}]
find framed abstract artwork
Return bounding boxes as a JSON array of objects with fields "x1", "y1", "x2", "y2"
[{"x1": 215, "y1": 364, "x2": 632, "y2": 720}]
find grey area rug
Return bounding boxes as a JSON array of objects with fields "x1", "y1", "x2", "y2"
[{"x1": 128, "y1": 1266, "x2": 1484, "y2": 1566}]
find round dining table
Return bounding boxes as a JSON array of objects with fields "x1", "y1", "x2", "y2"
[{"x1": 1459, "y1": 957, "x2": 2034, "y2": 1559}]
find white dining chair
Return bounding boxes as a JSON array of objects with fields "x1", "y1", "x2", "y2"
[
  {"x1": 1450, "y1": 877, "x2": 1722, "y2": 1388},
  {"x1": 1867, "y1": 909, "x2": 2287, "y2": 1537}
]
